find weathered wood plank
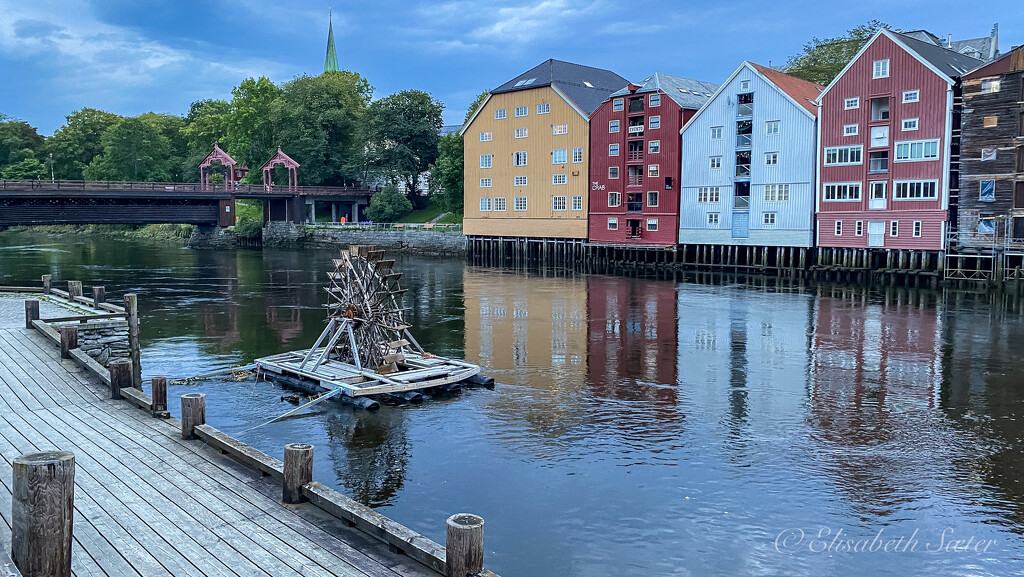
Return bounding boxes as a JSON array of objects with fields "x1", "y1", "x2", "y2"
[{"x1": 193, "y1": 425, "x2": 284, "y2": 481}]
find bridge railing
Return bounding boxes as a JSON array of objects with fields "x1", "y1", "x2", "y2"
[
  {"x1": 314, "y1": 222, "x2": 463, "y2": 232},
  {"x1": 0, "y1": 179, "x2": 376, "y2": 196}
]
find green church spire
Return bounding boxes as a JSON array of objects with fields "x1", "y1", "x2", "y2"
[{"x1": 324, "y1": 8, "x2": 339, "y2": 73}]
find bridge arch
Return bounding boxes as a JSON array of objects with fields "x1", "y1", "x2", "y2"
[{"x1": 261, "y1": 148, "x2": 300, "y2": 192}]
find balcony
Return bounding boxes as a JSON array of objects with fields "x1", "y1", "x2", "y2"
[
  {"x1": 736, "y1": 134, "x2": 752, "y2": 148},
  {"x1": 628, "y1": 175, "x2": 643, "y2": 186},
  {"x1": 626, "y1": 193, "x2": 643, "y2": 213},
  {"x1": 627, "y1": 150, "x2": 644, "y2": 161},
  {"x1": 734, "y1": 196, "x2": 750, "y2": 210},
  {"x1": 735, "y1": 164, "x2": 751, "y2": 178}
]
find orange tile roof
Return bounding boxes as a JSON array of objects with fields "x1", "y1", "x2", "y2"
[{"x1": 749, "y1": 63, "x2": 823, "y2": 115}]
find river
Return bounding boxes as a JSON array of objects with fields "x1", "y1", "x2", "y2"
[{"x1": 2, "y1": 231, "x2": 1024, "y2": 577}]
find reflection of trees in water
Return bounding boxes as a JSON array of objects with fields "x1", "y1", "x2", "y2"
[{"x1": 325, "y1": 408, "x2": 410, "y2": 507}]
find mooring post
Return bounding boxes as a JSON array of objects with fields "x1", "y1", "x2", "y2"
[
  {"x1": 41, "y1": 274, "x2": 51, "y2": 295},
  {"x1": 180, "y1": 393, "x2": 206, "y2": 440},
  {"x1": 124, "y1": 294, "x2": 141, "y2": 389},
  {"x1": 151, "y1": 376, "x2": 168, "y2": 417},
  {"x1": 92, "y1": 286, "x2": 105, "y2": 306},
  {"x1": 108, "y1": 359, "x2": 131, "y2": 400},
  {"x1": 445, "y1": 513, "x2": 484, "y2": 577},
  {"x1": 282, "y1": 443, "x2": 314, "y2": 504},
  {"x1": 11, "y1": 451, "x2": 75, "y2": 577},
  {"x1": 67, "y1": 281, "x2": 82, "y2": 300},
  {"x1": 25, "y1": 299, "x2": 39, "y2": 330},
  {"x1": 58, "y1": 325, "x2": 78, "y2": 360}
]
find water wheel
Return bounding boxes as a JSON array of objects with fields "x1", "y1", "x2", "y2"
[{"x1": 325, "y1": 245, "x2": 413, "y2": 372}]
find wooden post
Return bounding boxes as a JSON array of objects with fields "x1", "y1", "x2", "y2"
[
  {"x1": 11, "y1": 451, "x2": 75, "y2": 577},
  {"x1": 445, "y1": 513, "x2": 484, "y2": 577},
  {"x1": 282, "y1": 443, "x2": 314, "y2": 504},
  {"x1": 41, "y1": 275, "x2": 51, "y2": 295},
  {"x1": 92, "y1": 286, "x2": 105, "y2": 306},
  {"x1": 108, "y1": 359, "x2": 131, "y2": 400},
  {"x1": 66, "y1": 281, "x2": 82, "y2": 300},
  {"x1": 151, "y1": 376, "x2": 168, "y2": 416},
  {"x1": 123, "y1": 294, "x2": 141, "y2": 389},
  {"x1": 180, "y1": 393, "x2": 206, "y2": 440},
  {"x1": 58, "y1": 326, "x2": 78, "y2": 360},
  {"x1": 25, "y1": 300, "x2": 39, "y2": 330}
]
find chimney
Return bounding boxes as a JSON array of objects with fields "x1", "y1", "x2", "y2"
[
  {"x1": 991, "y1": 23, "x2": 999, "y2": 58},
  {"x1": 947, "y1": 34, "x2": 952, "y2": 48}
]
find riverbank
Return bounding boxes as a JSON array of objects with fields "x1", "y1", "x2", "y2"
[
  {"x1": 2, "y1": 223, "x2": 194, "y2": 243},
  {"x1": 259, "y1": 222, "x2": 468, "y2": 256}
]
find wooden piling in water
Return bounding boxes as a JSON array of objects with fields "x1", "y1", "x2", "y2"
[
  {"x1": 445, "y1": 513, "x2": 484, "y2": 577},
  {"x1": 11, "y1": 451, "x2": 75, "y2": 577},
  {"x1": 108, "y1": 359, "x2": 131, "y2": 400},
  {"x1": 283, "y1": 443, "x2": 314, "y2": 504},
  {"x1": 181, "y1": 393, "x2": 206, "y2": 440},
  {"x1": 92, "y1": 286, "x2": 105, "y2": 306},
  {"x1": 151, "y1": 375, "x2": 168, "y2": 417},
  {"x1": 124, "y1": 294, "x2": 141, "y2": 389},
  {"x1": 25, "y1": 300, "x2": 39, "y2": 330},
  {"x1": 58, "y1": 325, "x2": 77, "y2": 360}
]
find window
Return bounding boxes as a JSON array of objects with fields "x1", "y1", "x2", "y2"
[
  {"x1": 572, "y1": 147, "x2": 583, "y2": 163},
  {"x1": 479, "y1": 132, "x2": 492, "y2": 142},
  {"x1": 902, "y1": 90, "x2": 920, "y2": 103},
  {"x1": 981, "y1": 78, "x2": 1001, "y2": 94},
  {"x1": 764, "y1": 184, "x2": 790, "y2": 201},
  {"x1": 711, "y1": 126, "x2": 723, "y2": 140},
  {"x1": 647, "y1": 191, "x2": 659, "y2": 207},
  {"x1": 766, "y1": 120, "x2": 780, "y2": 135},
  {"x1": 608, "y1": 217, "x2": 618, "y2": 230},
  {"x1": 514, "y1": 197, "x2": 527, "y2": 211},
  {"x1": 514, "y1": 127, "x2": 528, "y2": 139},
  {"x1": 552, "y1": 196, "x2": 567, "y2": 211},
  {"x1": 649, "y1": 140, "x2": 660, "y2": 154},
  {"x1": 873, "y1": 59, "x2": 890, "y2": 79},
  {"x1": 710, "y1": 156, "x2": 722, "y2": 170},
  {"x1": 765, "y1": 152, "x2": 778, "y2": 166},
  {"x1": 479, "y1": 154, "x2": 492, "y2": 169},
  {"x1": 494, "y1": 197, "x2": 506, "y2": 211},
  {"x1": 514, "y1": 106, "x2": 528, "y2": 117},
  {"x1": 844, "y1": 97, "x2": 860, "y2": 110},
  {"x1": 648, "y1": 164, "x2": 659, "y2": 177},
  {"x1": 552, "y1": 174, "x2": 567, "y2": 185},
  {"x1": 572, "y1": 195, "x2": 583, "y2": 211},
  {"x1": 913, "y1": 221, "x2": 922, "y2": 237},
  {"x1": 737, "y1": 92, "x2": 754, "y2": 116},
  {"x1": 834, "y1": 220, "x2": 843, "y2": 236},
  {"x1": 513, "y1": 151, "x2": 528, "y2": 166},
  {"x1": 823, "y1": 183, "x2": 862, "y2": 201},
  {"x1": 650, "y1": 93, "x2": 661, "y2": 107},
  {"x1": 740, "y1": 80, "x2": 751, "y2": 91},
  {"x1": 609, "y1": 120, "x2": 620, "y2": 133},
  {"x1": 553, "y1": 123, "x2": 568, "y2": 135},
  {"x1": 869, "y1": 151, "x2": 889, "y2": 173},
  {"x1": 855, "y1": 221, "x2": 863, "y2": 236},
  {"x1": 870, "y1": 97, "x2": 890, "y2": 121},
  {"x1": 479, "y1": 178, "x2": 492, "y2": 188},
  {"x1": 514, "y1": 175, "x2": 528, "y2": 186},
  {"x1": 536, "y1": 103, "x2": 550, "y2": 114},
  {"x1": 608, "y1": 191, "x2": 621, "y2": 207},
  {"x1": 649, "y1": 116, "x2": 661, "y2": 129},
  {"x1": 609, "y1": 166, "x2": 619, "y2": 179},
  {"x1": 613, "y1": 98, "x2": 624, "y2": 111},
  {"x1": 890, "y1": 220, "x2": 899, "y2": 237},
  {"x1": 844, "y1": 124, "x2": 859, "y2": 136},
  {"x1": 698, "y1": 187, "x2": 720, "y2": 202},
  {"x1": 609, "y1": 144, "x2": 619, "y2": 156},
  {"x1": 980, "y1": 179, "x2": 995, "y2": 202},
  {"x1": 895, "y1": 139, "x2": 939, "y2": 161},
  {"x1": 894, "y1": 180, "x2": 938, "y2": 200},
  {"x1": 902, "y1": 118, "x2": 919, "y2": 131},
  {"x1": 824, "y1": 146, "x2": 863, "y2": 165},
  {"x1": 552, "y1": 148, "x2": 568, "y2": 164},
  {"x1": 494, "y1": 109, "x2": 506, "y2": 119},
  {"x1": 626, "y1": 192, "x2": 643, "y2": 212},
  {"x1": 984, "y1": 116, "x2": 998, "y2": 128},
  {"x1": 479, "y1": 197, "x2": 491, "y2": 211},
  {"x1": 646, "y1": 219, "x2": 658, "y2": 231},
  {"x1": 708, "y1": 213, "x2": 720, "y2": 226},
  {"x1": 763, "y1": 212, "x2": 776, "y2": 226}
]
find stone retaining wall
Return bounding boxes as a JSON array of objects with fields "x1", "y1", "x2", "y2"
[
  {"x1": 69, "y1": 320, "x2": 129, "y2": 366},
  {"x1": 264, "y1": 222, "x2": 467, "y2": 256}
]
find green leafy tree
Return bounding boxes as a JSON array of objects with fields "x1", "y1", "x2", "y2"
[
  {"x1": 138, "y1": 112, "x2": 187, "y2": 181},
  {"x1": 785, "y1": 20, "x2": 888, "y2": 85},
  {"x1": 366, "y1": 90, "x2": 444, "y2": 209},
  {"x1": 1, "y1": 157, "x2": 46, "y2": 179},
  {"x1": 428, "y1": 133, "x2": 463, "y2": 213},
  {"x1": 364, "y1": 183, "x2": 412, "y2": 222},
  {"x1": 47, "y1": 108, "x2": 121, "y2": 179},
  {"x1": 463, "y1": 91, "x2": 489, "y2": 125},
  {"x1": 181, "y1": 99, "x2": 231, "y2": 181},
  {"x1": 0, "y1": 118, "x2": 45, "y2": 170},
  {"x1": 225, "y1": 77, "x2": 282, "y2": 176},
  {"x1": 84, "y1": 117, "x2": 171, "y2": 181}
]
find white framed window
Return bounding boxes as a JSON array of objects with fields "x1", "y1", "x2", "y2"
[
  {"x1": 494, "y1": 197, "x2": 506, "y2": 211},
  {"x1": 823, "y1": 182, "x2": 862, "y2": 201},
  {"x1": 513, "y1": 151, "x2": 528, "y2": 166},
  {"x1": 765, "y1": 152, "x2": 778, "y2": 166},
  {"x1": 479, "y1": 154, "x2": 492, "y2": 169},
  {"x1": 648, "y1": 140, "x2": 660, "y2": 154},
  {"x1": 608, "y1": 217, "x2": 618, "y2": 230},
  {"x1": 609, "y1": 120, "x2": 620, "y2": 133},
  {"x1": 649, "y1": 116, "x2": 661, "y2": 129},
  {"x1": 890, "y1": 220, "x2": 899, "y2": 237},
  {"x1": 514, "y1": 106, "x2": 528, "y2": 117},
  {"x1": 572, "y1": 147, "x2": 583, "y2": 163},
  {"x1": 844, "y1": 97, "x2": 860, "y2": 110},
  {"x1": 844, "y1": 124, "x2": 859, "y2": 136},
  {"x1": 764, "y1": 184, "x2": 790, "y2": 201},
  {"x1": 650, "y1": 93, "x2": 661, "y2": 107},
  {"x1": 608, "y1": 191, "x2": 621, "y2": 207},
  {"x1": 824, "y1": 145, "x2": 863, "y2": 166},
  {"x1": 647, "y1": 164, "x2": 659, "y2": 177},
  {"x1": 571, "y1": 195, "x2": 583, "y2": 211},
  {"x1": 834, "y1": 220, "x2": 843, "y2": 236},
  {"x1": 552, "y1": 174, "x2": 568, "y2": 185},
  {"x1": 698, "y1": 187, "x2": 720, "y2": 202},
  {"x1": 647, "y1": 191, "x2": 659, "y2": 207},
  {"x1": 609, "y1": 166, "x2": 619, "y2": 179},
  {"x1": 514, "y1": 127, "x2": 528, "y2": 139},
  {"x1": 707, "y1": 213, "x2": 720, "y2": 226},
  {"x1": 552, "y1": 196, "x2": 567, "y2": 211},
  {"x1": 913, "y1": 221, "x2": 922, "y2": 237},
  {"x1": 613, "y1": 98, "x2": 624, "y2": 111},
  {"x1": 514, "y1": 175, "x2": 528, "y2": 186},
  {"x1": 513, "y1": 196, "x2": 527, "y2": 211},
  {"x1": 536, "y1": 103, "x2": 550, "y2": 115},
  {"x1": 609, "y1": 144, "x2": 620, "y2": 156},
  {"x1": 981, "y1": 78, "x2": 1000, "y2": 94},
  {"x1": 553, "y1": 123, "x2": 568, "y2": 135},
  {"x1": 479, "y1": 131, "x2": 492, "y2": 142},
  {"x1": 902, "y1": 90, "x2": 920, "y2": 103},
  {"x1": 494, "y1": 109, "x2": 506, "y2": 119},
  {"x1": 855, "y1": 220, "x2": 863, "y2": 236},
  {"x1": 872, "y1": 59, "x2": 889, "y2": 79},
  {"x1": 766, "y1": 120, "x2": 780, "y2": 135},
  {"x1": 902, "y1": 118, "x2": 919, "y2": 131},
  {"x1": 646, "y1": 218, "x2": 658, "y2": 231},
  {"x1": 552, "y1": 148, "x2": 567, "y2": 164},
  {"x1": 739, "y1": 80, "x2": 751, "y2": 91},
  {"x1": 894, "y1": 180, "x2": 938, "y2": 200},
  {"x1": 479, "y1": 178, "x2": 492, "y2": 188},
  {"x1": 710, "y1": 126, "x2": 723, "y2": 140},
  {"x1": 895, "y1": 139, "x2": 939, "y2": 161},
  {"x1": 479, "y1": 197, "x2": 492, "y2": 211},
  {"x1": 710, "y1": 156, "x2": 722, "y2": 170},
  {"x1": 763, "y1": 212, "x2": 776, "y2": 226}
]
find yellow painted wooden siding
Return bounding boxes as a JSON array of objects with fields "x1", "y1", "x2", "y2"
[{"x1": 464, "y1": 86, "x2": 590, "y2": 238}]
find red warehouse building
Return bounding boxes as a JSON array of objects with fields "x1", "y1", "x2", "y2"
[
  {"x1": 589, "y1": 74, "x2": 718, "y2": 246},
  {"x1": 816, "y1": 29, "x2": 983, "y2": 253}
]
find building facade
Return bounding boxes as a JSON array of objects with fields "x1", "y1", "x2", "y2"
[
  {"x1": 461, "y1": 60, "x2": 627, "y2": 239},
  {"x1": 588, "y1": 74, "x2": 717, "y2": 246},
  {"x1": 679, "y1": 62, "x2": 821, "y2": 247},
  {"x1": 816, "y1": 30, "x2": 982, "y2": 252}
]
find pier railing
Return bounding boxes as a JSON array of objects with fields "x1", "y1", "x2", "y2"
[{"x1": 313, "y1": 222, "x2": 464, "y2": 232}]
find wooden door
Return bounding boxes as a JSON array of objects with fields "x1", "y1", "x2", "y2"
[{"x1": 868, "y1": 221, "x2": 885, "y2": 247}]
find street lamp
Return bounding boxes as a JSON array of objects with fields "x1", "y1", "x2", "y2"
[{"x1": 49, "y1": 152, "x2": 54, "y2": 183}]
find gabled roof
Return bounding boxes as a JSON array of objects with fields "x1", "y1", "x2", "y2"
[
  {"x1": 898, "y1": 24, "x2": 999, "y2": 62},
  {"x1": 490, "y1": 59, "x2": 628, "y2": 116},
  {"x1": 890, "y1": 31, "x2": 985, "y2": 78},
  {"x1": 608, "y1": 73, "x2": 719, "y2": 110},
  {"x1": 964, "y1": 44, "x2": 1024, "y2": 79},
  {"x1": 748, "y1": 63, "x2": 823, "y2": 115}
]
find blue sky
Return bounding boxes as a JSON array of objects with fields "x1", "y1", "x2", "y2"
[{"x1": 1, "y1": 0, "x2": 1021, "y2": 135}]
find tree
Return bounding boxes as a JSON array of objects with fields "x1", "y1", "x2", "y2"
[
  {"x1": 428, "y1": 133, "x2": 463, "y2": 213},
  {"x1": 366, "y1": 90, "x2": 444, "y2": 209},
  {"x1": 785, "y1": 20, "x2": 888, "y2": 85},
  {"x1": 138, "y1": 112, "x2": 187, "y2": 181},
  {"x1": 181, "y1": 99, "x2": 231, "y2": 181},
  {"x1": 84, "y1": 117, "x2": 171, "y2": 181},
  {"x1": 47, "y1": 108, "x2": 121, "y2": 179},
  {"x1": 364, "y1": 183, "x2": 412, "y2": 222},
  {"x1": 1, "y1": 157, "x2": 46, "y2": 180},
  {"x1": 0, "y1": 118, "x2": 44, "y2": 167},
  {"x1": 463, "y1": 91, "x2": 489, "y2": 125},
  {"x1": 225, "y1": 77, "x2": 283, "y2": 176}
]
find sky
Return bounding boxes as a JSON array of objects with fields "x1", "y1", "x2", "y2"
[{"x1": 1, "y1": 0, "x2": 1021, "y2": 135}]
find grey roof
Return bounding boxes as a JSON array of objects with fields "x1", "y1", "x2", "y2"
[
  {"x1": 890, "y1": 31, "x2": 985, "y2": 78},
  {"x1": 896, "y1": 25, "x2": 999, "y2": 61},
  {"x1": 491, "y1": 59, "x2": 628, "y2": 115},
  {"x1": 949, "y1": 37, "x2": 993, "y2": 60},
  {"x1": 608, "y1": 73, "x2": 719, "y2": 110},
  {"x1": 440, "y1": 125, "x2": 461, "y2": 136}
]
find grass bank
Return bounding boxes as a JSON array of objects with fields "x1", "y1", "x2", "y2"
[{"x1": 1, "y1": 223, "x2": 195, "y2": 242}]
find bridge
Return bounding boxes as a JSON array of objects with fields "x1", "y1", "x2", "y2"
[{"x1": 0, "y1": 180, "x2": 376, "y2": 227}]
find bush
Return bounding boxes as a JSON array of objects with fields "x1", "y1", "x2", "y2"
[
  {"x1": 234, "y1": 216, "x2": 263, "y2": 240},
  {"x1": 364, "y1": 183, "x2": 412, "y2": 222}
]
